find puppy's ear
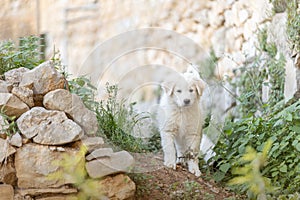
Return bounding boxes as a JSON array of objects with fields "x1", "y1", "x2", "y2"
[
  {"x1": 161, "y1": 81, "x2": 175, "y2": 96},
  {"x1": 194, "y1": 79, "x2": 206, "y2": 96}
]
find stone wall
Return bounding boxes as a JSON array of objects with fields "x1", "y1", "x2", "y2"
[
  {"x1": 0, "y1": 62, "x2": 135, "y2": 200},
  {"x1": 0, "y1": 0, "x2": 299, "y2": 103},
  {"x1": 1, "y1": 0, "x2": 298, "y2": 103}
]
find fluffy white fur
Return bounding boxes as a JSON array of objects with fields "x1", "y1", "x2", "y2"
[{"x1": 158, "y1": 66, "x2": 205, "y2": 176}]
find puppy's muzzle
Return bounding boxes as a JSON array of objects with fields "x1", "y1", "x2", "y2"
[{"x1": 184, "y1": 99, "x2": 191, "y2": 105}]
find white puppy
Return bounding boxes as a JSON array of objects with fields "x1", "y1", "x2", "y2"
[{"x1": 158, "y1": 67, "x2": 205, "y2": 176}]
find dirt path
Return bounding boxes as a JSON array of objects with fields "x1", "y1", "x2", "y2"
[{"x1": 129, "y1": 153, "x2": 243, "y2": 200}]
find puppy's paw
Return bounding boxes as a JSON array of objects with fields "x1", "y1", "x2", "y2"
[
  {"x1": 164, "y1": 161, "x2": 176, "y2": 170},
  {"x1": 188, "y1": 161, "x2": 201, "y2": 177}
]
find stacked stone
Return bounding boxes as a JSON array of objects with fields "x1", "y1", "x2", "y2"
[{"x1": 0, "y1": 61, "x2": 135, "y2": 200}]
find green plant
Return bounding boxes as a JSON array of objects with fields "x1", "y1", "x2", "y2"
[
  {"x1": 68, "y1": 76, "x2": 98, "y2": 111},
  {"x1": 170, "y1": 181, "x2": 202, "y2": 200},
  {"x1": 96, "y1": 83, "x2": 160, "y2": 153},
  {"x1": 286, "y1": 0, "x2": 300, "y2": 52},
  {"x1": 228, "y1": 140, "x2": 274, "y2": 200},
  {"x1": 230, "y1": 28, "x2": 285, "y2": 116},
  {"x1": 212, "y1": 100, "x2": 300, "y2": 195},
  {"x1": 48, "y1": 146, "x2": 104, "y2": 200},
  {"x1": 0, "y1": 108, "x2": 18, "y2": 137},
  {"x1": 0, "y1": 36, "x2": 44, "y2": 77}
]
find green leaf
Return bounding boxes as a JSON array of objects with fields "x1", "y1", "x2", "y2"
[
  {"x1": 213, "y1": 171, "x2": 225, "y2": 182},
  {"x1": 286, "y1": 113, "x2": 293, "y2": 121},
  {"x1": 279, "y1": 164, "x2": 287, "y2": 173},
  {"x1": 220, "y1": 163, "x2": 231, "y2": 173},
  {"x1": 295, "y1": 143, "x2": 300, "y2": 152},
  {"x1": 289, "y1": 126, "x2": 300, "y2": 133}
]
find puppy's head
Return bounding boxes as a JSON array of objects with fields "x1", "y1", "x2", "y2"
[{"x1": 162, "y1": 78, "x2": 205, "y2": 107}]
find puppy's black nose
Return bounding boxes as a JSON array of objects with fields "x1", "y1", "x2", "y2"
[{"x1": 184, "y1": 99, "x2": 191, "y2": 105}]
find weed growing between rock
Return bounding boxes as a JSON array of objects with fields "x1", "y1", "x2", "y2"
[{"x1": 0, "y1": 36, "x2": 44, "y2": 76}]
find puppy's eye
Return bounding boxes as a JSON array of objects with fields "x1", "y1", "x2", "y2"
[
  {"x1": 176, "y1": 90, "x2": 182, "y2": 93},
  {"x1": 189, "y1": 89, "x2": 194, "y2": 93}
]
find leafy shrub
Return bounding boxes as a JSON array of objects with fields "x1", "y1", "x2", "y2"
[
  {"x1": 211, "y1": 29, "x2": 299, "y2": 197},
  {"x1": 228, "y1": 139, "x2": 274, "y2": 199},
  {"x1": 95, "y1": 83, "x2": 160, "y2": 153},
  {"x1": 0, "y1": 36, "x2": 44, "y2": 76}
]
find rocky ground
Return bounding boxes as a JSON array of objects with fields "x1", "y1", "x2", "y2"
[{"x1": 130, "y1": 154, "x2": 243, "y2": 200}]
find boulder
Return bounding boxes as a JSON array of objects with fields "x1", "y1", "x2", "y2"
[
  {"x1": 34, "y1": 195, "x2": 78, "y2": 200},
  {"x1": 11, "y1": 86, "x2": 34, "y2": 108},
  {"x1": 19, "y1": 61, "x2": 65, "y2": 105},
  {"x1": 0, "y1": 93, "x2": 30, "y2": 118},
  {"x1": 0, "y1": 80, "x2": 12, "y2": 93},
  {"x1": 17, "y1": 107, "x2": 83, "y2": 145},
  {"x1": 85, "y1": 148, "x2": 114, "y2": 161},
  {"x1": 0, "y1": 184, "x2": 14, "y2": 200},
  {"x1": 43, "y1": 89, "x2": 98, "y2": 135},
  {"x1": 81, "y1": 136, "x2": 105, "y2": 152},
  {"x1": 15, "y1": 143, "x2": 77, "y2": 188},
  {"x1": 86, "y1": 151, "x2": 134, "y2": 178},
  {"x1": 4, "y1": 67, "x2": 30, "y2": 86},
  {"x1": 0, "y1": 138, "x2": 16, "y2": 163},
  {"x1": 99, "y1": 174, "x2": 136, "y2": 200}
]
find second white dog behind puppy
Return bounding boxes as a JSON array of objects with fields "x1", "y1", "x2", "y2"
[{"x1": 157, "y1": 66, "x2": 205, "y2": 176}]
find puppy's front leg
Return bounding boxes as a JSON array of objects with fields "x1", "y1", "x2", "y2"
[
  {"x1": 186, "y1": 133, "x2": 202, "y2": 176},
  {"x1": 161, "y1": 131, "x2": 176, "y2": 169}
]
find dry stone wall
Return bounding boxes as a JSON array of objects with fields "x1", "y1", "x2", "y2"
[
  {"x1": 1, "y1": 1, "x2": 298, "y2": 104},
  {"x1": 0, "y1": 62, "x2": 135, "y2": 200}
]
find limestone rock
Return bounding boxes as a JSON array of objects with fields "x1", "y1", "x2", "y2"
[
  {"x1": 11, "y1": 86, "x2": 34, "y2": 108},
  {"x1": 86, "y1": 151, "x2": 134, "y2": 178},
  {"x1": 16, "y1": 186, "x2": 77, "y2": 197},
  {"x1": 17, "y1": 107, "x2": 84, "y2": 145},
  {"x1": 99, "y1": 174, "x2": 136, "y2": 200},
  {"x1": 15, "y1": 143, "x2": 77, "y2": 188},
  {"x1": 33, "y1": 196, "x2": 78, "y2": 200},
  {"x1": 0, "y1": 93, "x2": 30, "y2": 118},
  {"x1": 9, "y1": 132, "x2": 22, "y2": 147},
  {"x1": 86, "y1": 148, "x2": 114, "y2": 161},
  {"x1": 19, "y1": 61, "x2": 65, "y2": 104},
  {"x1": 0, "y1": 157, "x2": 17, "y2": 185},
  {"x1": 4, "y1": 67, "x2": 30, "y2": 86},
  {"x1": 43, "y1": 89, "x2": 98, "y2": 135},
  {"x1": 211, "y1": 27, "x2": 227, "y2": 58},
  {"x1": 0, "y1": 80, "x2": 12, "y2": 93},
  {"x1": 81, "y1": 136, "x2": 105, "y2": 152},
  {"x1": 0, "y1": 184, "x2": 14, "y2": 200},
  {"x1": 0, "y1": 138, "x2": 16, "y2": 163}
]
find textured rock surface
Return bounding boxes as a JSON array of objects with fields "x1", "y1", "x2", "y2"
[
  {"x1": 0, "y1": 157, "x2": 17, "y2": 185},
  {"x1": 43, "y1": 89, "x2": 98, "y2": 135},
  {"x1": 15, "y1": 143, "x2": 77, "y2": 188},
  {"x1": 0, "y1": 184, "x2": 14, "y2": 200},
  {"x1": 86, "y1": 151, "x2": 134, "y2": 178},
  {"x1": 0, "y1": 138, "x2": 16, "y2": 163},
  {"x1": 17, "y1": 107, "x2": 83, "y2": 145},
  {"x1": 4, "y1": 67, "x2": 30, "y2": 86},
  {"x1": 11, "y1": 86, "x2": 34, "y2": 108},
  {"x1": 99, "y1": 174, "x2": 136, "y2": 200},
  {"x1": 81, "y1": 136, "x2": 105, "y2": 152},
  {"x1": 9, "y1": 132, "x2": 22, "y2": 147},
  {"x1": 0, "y1": 93, "x2": 29, "y2": 117},
  {"x1": 85, "y1": 148, "x2": 114, "y2": 161},
  {"x1": 19, "y1": 61, "x2": 65, "y2": 105},
  {"x1": 16, "y1": 186, "x2": 77, "y2": 197},
  {"x1": 0, "y1": 80, "x2": 12, "y2": 93}
]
